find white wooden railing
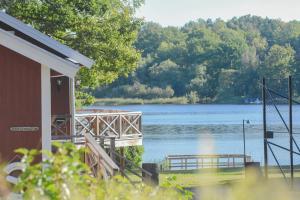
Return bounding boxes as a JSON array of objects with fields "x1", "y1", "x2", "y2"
[{"x1": 51, "y1": 109, "x2": 143, "y2": 147}]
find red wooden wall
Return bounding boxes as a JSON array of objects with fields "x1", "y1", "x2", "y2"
[
  {"x1": 51, "y1": 70, "x2": 71, "y2": 136},
  {"x1": 0, "y1": 45, "x2": 42, "y2": 162},
  {"x1": 51, "y1": 71, "x2": 70, "y2": 116}
]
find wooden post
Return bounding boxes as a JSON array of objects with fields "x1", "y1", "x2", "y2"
[
  {"x1": 233, "y1": 158, "x2": 235, "y2": 167},
  {"x1": 110, "y1": 138, "x2": 116, "y2": 162},
  {"x1": 119, "y1": 115, "x2": 122, "y2": 138},
  {"x1": 120, "y1": 147, "x2": 125, "y2": 175},
  {"x1": 228, "y1": 157, "x2": 230, "y2": 167},
  {"x1": 100, "y1": 136, "x2": 104, "y2": 147},
  {"x1": 96, "y1": 116, "x2": 100, "y2": 136}
]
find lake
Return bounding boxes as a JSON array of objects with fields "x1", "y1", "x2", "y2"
[{"x1": 89, "y1": 104, "x2": 300, "y2": 165}]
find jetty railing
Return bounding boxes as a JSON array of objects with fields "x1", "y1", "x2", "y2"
[{"x1": 160, "y1": 154, "x2": 252, "y2": 172}]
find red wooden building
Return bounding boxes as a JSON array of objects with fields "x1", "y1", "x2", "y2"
[{"x1": 0, "y1": 11, "x2": 94, "y2": 163}]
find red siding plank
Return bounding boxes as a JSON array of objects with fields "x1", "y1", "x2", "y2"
[{"x1": 0, "y1": 45, "x2": 42, "y2": 162}]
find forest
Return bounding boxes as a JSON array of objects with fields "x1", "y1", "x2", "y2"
[{"x1": 93, "y1": 15, "x2": 300, "y2": 103}]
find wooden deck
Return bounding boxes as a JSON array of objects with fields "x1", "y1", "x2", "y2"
[
  {"x1": 51, "y1": 109, "x2": 143, "y2": 147},
  {"x1": 160, "y1": 154, "x2": 252, "y2": 172}
]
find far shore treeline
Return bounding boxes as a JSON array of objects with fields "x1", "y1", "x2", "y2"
[
  {"x1": 94, "y1": 16, "x2": 300, "y2": 104},
  {"x1": 2, "y1": 0, "x2": 300, "y2": 105}
]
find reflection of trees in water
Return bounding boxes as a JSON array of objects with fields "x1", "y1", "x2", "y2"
[
  {"x1": 143, "y1": 124, "x2": 300, "y2": 139},
  {"x1": 143, "y1": 124, "x2": 262, "y2": 137}
]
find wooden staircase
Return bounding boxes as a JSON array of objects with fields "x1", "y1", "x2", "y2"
[{"x1": 84, "y1": 133, "x2": 152, "y2": 183}]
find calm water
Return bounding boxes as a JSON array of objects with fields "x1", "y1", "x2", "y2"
[{"x1": 89, "y1": 104, "x2": 300, "y2": 165}]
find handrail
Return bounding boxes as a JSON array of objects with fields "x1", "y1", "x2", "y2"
[
  {"x1": 109, "y1": 150, "x2": 152, "y2": 184},
  {"x1": 76, "y1": 112, "x2": 142, "y2": 117},
  {"x1": 84, "y1": 133, "x2": 119, "y2": 179},
  {"x1": 111, "y1": 151, "x2": 152, "y2": 177}
]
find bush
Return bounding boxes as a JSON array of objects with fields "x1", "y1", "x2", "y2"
[
  {"x1": 94, "y1": 97, "x2": 189, "y2": 106},
  {"x1": 97, "y1": 82, "x2": 175, "y2": 99},
  {"x1": 186, "y1": 91, "x2": 199, "y2": 104},
  {"x1": 118, "y1": 146, "x2": 144, "y2": 168},
  {"x1": 12, "y1": 142, "x2": 192, "y2": 200}
]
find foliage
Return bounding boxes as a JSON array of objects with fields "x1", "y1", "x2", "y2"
[
  {"x1": 186, "y1": 91, "x2": 199, "y2": 104},
  {"x1": 75, "y1": 91, "x2": 95, "y2": 108},
  {"x1": 94, "y1": 15, "x2": 300, "y2": 103},
  {"x1": 96, "y1": 82, "x2": 175, "y2": 99},
  {"x1": 123, "y1": 146, "x2": 144, "y2": 167},
  {"x1": 15, "y1": 143, "x2": 94, "y2": 200},
  {"x1": 0, "y1": 0, "x2": 143, "y2": 105},
  {"x1": 94, "y1": 97, "x2": 189, "y2": 106},
  {"x1": 13, "y1": 142, "x2": 192, "y2": 200}
]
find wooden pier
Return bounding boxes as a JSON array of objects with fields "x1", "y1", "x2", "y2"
[
  {"x1": 50, "y1": 109, "x2": 147, "y2": 182},
  {"x1": 160, "y1": 154, "x2": 252, "y2": 172}
]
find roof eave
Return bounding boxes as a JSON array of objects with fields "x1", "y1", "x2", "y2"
[{"x1": 0, "y1": 28, "x2": 80, "y2": 78}]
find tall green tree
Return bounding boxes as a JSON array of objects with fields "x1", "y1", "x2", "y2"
[
  {"x1": 0, "y1": 0, "x2": 143, "y2": 104},
  {"x1": 95, "y1": 16, "x2": 300, "y2": 103}
]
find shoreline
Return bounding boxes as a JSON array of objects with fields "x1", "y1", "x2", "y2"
[{"x1": 93, "y1": 97, "x2": 261, "y2": 106}]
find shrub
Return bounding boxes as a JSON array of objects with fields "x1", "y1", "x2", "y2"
[
  {"x1": 13, "y1": 142, "x2": 192, "y2": 200},
  {"x1": 186, "y1": 91, "x2": 199, "y2": 104}
]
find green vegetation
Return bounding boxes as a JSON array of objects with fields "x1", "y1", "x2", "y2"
[
  {"x1": 3, "y1": 2, "x2": 300, "y2": 104},
  {"x1": 94, "y1": 97, "x2": 189, "y2": 105},
  {"x1": 94, "y1": 16, "x2": 300, "y2": 104},
  {"x1": 160, "y1": 167, "x2": 300, "y2": 188},
  {"x1": 7, "y1": 143, "x2": 192, "y2": 200},
  {"x1": 160, "y1": 169, "x2": 244, "y2": 188},
  {"x1": 1, "y1": 145, "x2": 299, "y2": 199},
  {"x1": 0, "y1": 0, "x2": 144, "y2": 106}
]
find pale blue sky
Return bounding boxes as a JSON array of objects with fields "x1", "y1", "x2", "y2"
[{"x1": 136, "y1": 0, "x2": 300, "y2": 27}]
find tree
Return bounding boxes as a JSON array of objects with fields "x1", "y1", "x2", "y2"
[
  {"x1": 259, "y1": 44, "x2": 295, "y2": 91},
  {"x1": 0, "y1": 0, "x2": 143, "y2": 105},
  {"x1": 92, "y1": 15, "x2": 300, "y2": 103},
  {"x1": 135, "y1": 22, "x2": 164, "y2": 56},
  {"x1": 188, "y1": 64, "x2": 208, "y2": 97},
  {"x1": 148, "y1": 59, "x2": 184, "y2": 95},
  {"x1": 186, "y1": 27, "x2": 221, "y2": 64},
  {"x1": 260, "y1": 44, "x2": 295, "y2": 78}
]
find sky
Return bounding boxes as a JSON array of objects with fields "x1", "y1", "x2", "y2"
[{"x1": 136, "y1": 0, "x2": 300, "y2": 27}]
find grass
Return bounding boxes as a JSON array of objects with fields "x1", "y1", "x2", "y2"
[
  {"x1": 160, "y1": 168, "x2": 244, "y2": 188},
  {"x1": 159, "y1": 167, "x2": 300, "y2": 188},
  {"x1": 94, "y1": 97, "x2": 189, "y2": 106}
]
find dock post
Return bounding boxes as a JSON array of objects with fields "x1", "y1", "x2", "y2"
[
  {"x1": 288, "y1": 76, "x2": 294, "y2": 188},
  {"x1": 262, "y1": 77, "x2": 268, "y2": 179}
]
